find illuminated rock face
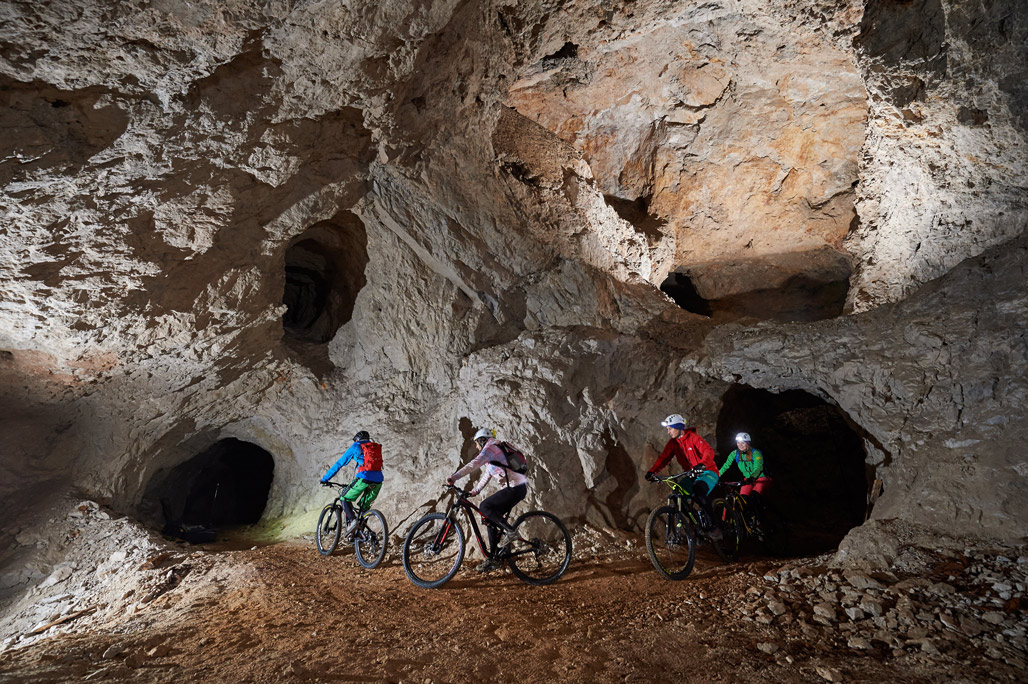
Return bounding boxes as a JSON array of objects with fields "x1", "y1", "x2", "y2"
[
  {"x1": 506, "y1": 7, "x2": 867, "y2": 302},
  {"x1": 0, "y1": 0, "x2": 1026, "y2": 594}
]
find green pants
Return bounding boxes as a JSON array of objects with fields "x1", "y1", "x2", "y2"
[{"x1": 342, "y1": 479, "x2": 382, "y2": 509}]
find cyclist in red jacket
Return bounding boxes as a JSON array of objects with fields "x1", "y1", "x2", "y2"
[{"x1": 645, "y1": 414, "x2": 722, "y2": 539}]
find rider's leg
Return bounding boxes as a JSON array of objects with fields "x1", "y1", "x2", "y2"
[
  {"x1": 341, "y1": 480, "x2": 381, "y2": 527},
  {"x1": 341, "y1": 480, "x2": 363, "y2": 523},
  {"x1": 479, "y1": 484, "x2": 528, "y2": 555},
  {"x1": 692, "y1": 480, "x2": 716, "y2": 529},
  {"x1": 749, "y1": 478, "x2": 769, "y2": 510}
]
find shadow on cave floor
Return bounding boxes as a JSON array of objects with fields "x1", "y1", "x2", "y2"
[{"x1": 174, "y1": 524, "x2": 283, "y2": 551}]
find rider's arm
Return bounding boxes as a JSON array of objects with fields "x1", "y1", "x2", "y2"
[
  {"x1": 450, "y1": 447, "x2": 491, "y2": 483},
  {"x1": 718, "y1": 450, "x2": 736, "y2": 477},
  {"x1": 749, "y1": 449, "x2": 765, "y2": 479},
  {"x1": 321, "y1": 443, "x2": 359, "y2": 482},
  {"x1": 468, "y1": 467, "x2": 494, "y2": 496},
  {"x1": 647, "y1": 440, "x2": 677, "y2": 476}
]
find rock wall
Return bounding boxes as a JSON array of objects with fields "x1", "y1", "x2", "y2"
[
  {"x1": 845, "y1": 0, "x2": 1028, "y2": 310},
  {"x1": 1, "y1": 0, "x2": 1027, "y2": 607}
]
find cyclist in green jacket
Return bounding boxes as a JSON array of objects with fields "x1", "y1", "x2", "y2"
[{"x1": 719, "y1": 432, "x2": 770, "y2": 503}]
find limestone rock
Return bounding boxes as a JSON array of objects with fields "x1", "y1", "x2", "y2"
[{"x1": 0, "y1": 0, "x2": 1025, "y2": 628}]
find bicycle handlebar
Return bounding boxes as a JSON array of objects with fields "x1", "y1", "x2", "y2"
[
  {"x1": 651, "y1": 469, "x2": 702, "y2": 483},
  {"x1": 321, "y1": 481, "x2": 346, "y2": 489},
  {"x1": 444, "y1": 483, "x2": 471, "y2": 498}
]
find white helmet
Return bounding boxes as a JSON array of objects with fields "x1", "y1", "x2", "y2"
[
  {"x1": 474, "y1": 428, "x2": 494, "y2": 442},
  {"x1": 736, "y1": 432, "x2": 752, "y2": 443},
  {"x1": 660, "y1": 414, "x2": 687, "y2": 428}
]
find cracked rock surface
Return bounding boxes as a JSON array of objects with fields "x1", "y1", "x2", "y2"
[{"x1": 1, "y1": 0, "x2": 1026, "y2": 657}]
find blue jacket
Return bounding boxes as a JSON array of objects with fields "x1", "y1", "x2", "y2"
[{"x1": 321, "y1": 441, "x2": 384, "y2": 483}]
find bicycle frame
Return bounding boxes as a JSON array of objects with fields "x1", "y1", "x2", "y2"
[
  {"x1": 657, "y1": 475, "x2": 703, "y2": 527},
  {"x1": 436, "y1": 487, "x2": 530, "y2": 562},
  {"x1": 719, "y1": 483, "x2": 759, "y2": 538},
  {"x1": 325, "y1": 481, "x2": 373, "y2": 518}
]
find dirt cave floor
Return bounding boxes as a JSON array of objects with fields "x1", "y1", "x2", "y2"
[{"x1": 2, "y1": 532, "x2": 1026, "y2": 684}]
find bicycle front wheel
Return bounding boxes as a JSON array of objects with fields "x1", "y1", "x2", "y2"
[
  {"x1": 401, "y1": 513, "x2": 465, "y2": 588},
  {"x1": 710, "y1": 498, "x2": 739, "y2": 562},
  {"x1": 316, "y1": 504, "x2": 342, "y2": 556},
  {"x1": 506, "y1": 511, "x2": 572, "y2": 586},
  {"x1": 354, "y1": 510, "x2": 388, "y2": 569},
  {"x1": 645, "y1": 505, "x2": 696, "y2": 580}
]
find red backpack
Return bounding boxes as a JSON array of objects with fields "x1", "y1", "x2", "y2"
[{"x1": 357, "y1": 442, "x2": 383, "y2": 473}]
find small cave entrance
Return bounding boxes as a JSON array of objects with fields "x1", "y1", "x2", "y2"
[
  {"x1": 661, "y1": 249, "x2": 852, "y2": 323},
  {"x1": 715, "y1": 384, "x2": 869, "y2": 553},
  {"x1": 144, "y1": 439, "x2": 274, "y2": 538},
  {"x1": 660, "y1": 272, "x2": 712, "y2": 317},
  {"x1": 283, "y1": 211, "x2": 369, "y2": 345}
]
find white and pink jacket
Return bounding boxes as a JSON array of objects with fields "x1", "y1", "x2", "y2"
[{"x1": 451, "y1": 438, "x2": 529, "y2": 495}]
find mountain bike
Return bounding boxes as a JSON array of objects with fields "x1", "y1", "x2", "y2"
[
  {"x1": 316, "y1": 482, "x2": 388, "y2": 569},
  {"x1": 645, "y1": 469, "x2": 735, "y2": 580},
  {"x1": 401, "y1": 484, "x2": 572, "y2": 588},
  {"x1": 713, "y1": 481, "x2": 790, "y2": 557}
]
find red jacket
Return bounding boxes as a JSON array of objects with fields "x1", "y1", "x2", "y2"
[{"x1": 648, "y1": 429, "x2": 717, "y2": 474}]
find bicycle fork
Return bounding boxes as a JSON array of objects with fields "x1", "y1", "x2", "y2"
[{"x1": 428, "y1": 511, "x2": 459, "y2": 556}]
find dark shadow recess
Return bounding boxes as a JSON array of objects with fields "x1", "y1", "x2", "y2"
[
  {"x1": 283, "y1": 211, "x2": 368, "y2": 344},
  {"x1": 715, "y1": 384, "x2": 870, "y2": 553},
  {"x1": 144, "y1": 439, "x2": 274, "y2": 536}
]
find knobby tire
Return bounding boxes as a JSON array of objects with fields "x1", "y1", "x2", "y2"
[
  {"x1": 645, "y1": 505, "x2": 696, "y2": 580},
  {"x1": 506, "y1": 511, "x2": 572, "y2": 586},
  {"x1": 354, "y1": 509, "x2": 388, "y2": 569},
  {"x1": 316, "y1": 504, "x2": 342, "y2": 556},
  {"x1": 710, "y1": 498, "x2": 740, "y2": 562},
  {"x1": 401, "y1": 512, "x2": 465, "y2": 589}
]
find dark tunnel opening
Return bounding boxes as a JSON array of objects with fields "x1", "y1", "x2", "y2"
[
  {"x1": 659, "y1": 272, "x2": 712, "y2": 317},
  {"x1": 144, "y1": 439, "x2": 274, "y2": 539},
  {"x1": 660, "y1": 250, "x2": 851, "y2": 323},
  {"x1": 715, "y1": 384, "x2": 869, "y2": 553},
  {"x1": 282, "y1": 212, "x2": 368, "y2": 345}
]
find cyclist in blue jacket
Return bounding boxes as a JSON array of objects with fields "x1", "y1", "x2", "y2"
[{"x1": 321, "y1": 431, "x2": 384, "y2": 538}]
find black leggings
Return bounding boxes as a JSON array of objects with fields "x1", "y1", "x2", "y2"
[
  {"x1": 692, "y1": 481, "x2": 715, "y2": 528},
  {"x1": 479, "y1": 484, "x2": 527, "y2": 554}
]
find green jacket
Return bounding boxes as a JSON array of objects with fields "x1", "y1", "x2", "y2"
[{"x1": 719, "y1": 448, "x2": 765, "y2": 480}]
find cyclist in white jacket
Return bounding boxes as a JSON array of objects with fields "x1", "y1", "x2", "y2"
[{"x1": 447, "y1": 428, "x2": 528, "y2": 571}]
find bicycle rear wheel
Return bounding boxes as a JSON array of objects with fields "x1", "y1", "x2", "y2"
[
  {"x1": 354, "y1": 510, "x2": 388, "y2": 569},
  {"x1": 401, "y1": 513, "x2": 465, "y2": 588},
  {"x1": 506, "y1": 511, "x2": 572, "y2": 585},
  {"x1": 316, "y1": 504, "x2": 342, "y2": 556},
  {"x1": 710, "y1": 498, "x2": 740, "y2": 562},
  {"x1": 645, "y1": 505, "x2": 696, "y2": 580}
]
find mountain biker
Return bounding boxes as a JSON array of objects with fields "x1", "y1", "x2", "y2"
[
  {"x1": 446, "y1": 428, "x2": 528, "y2": 573},
  {"x1": 321, "y1": 431, "x2": 384, "y2": 539},
  {"x1": 645, "y1": 414, "x2": 722, "y2": 539},
  {"x1": 719, "y1": 432, "x2": 770, "y2": 505}
]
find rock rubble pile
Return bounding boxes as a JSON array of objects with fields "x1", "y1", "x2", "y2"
[
  {"x1": 724, "y1": 549, "x2": 1028, "y2": 677},
  {"x1": 0, "y1": 498, "x2": 243, "y2": 654}
]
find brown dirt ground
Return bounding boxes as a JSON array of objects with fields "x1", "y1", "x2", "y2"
[{"x1": 0, "y1": 538, "x2": 1018, "y2": 684}]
